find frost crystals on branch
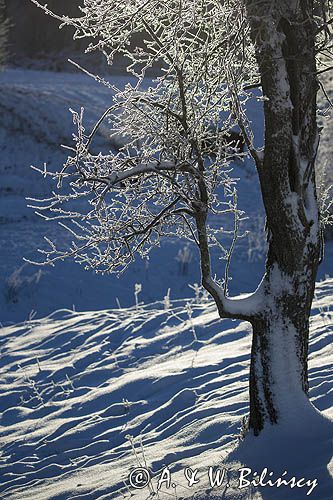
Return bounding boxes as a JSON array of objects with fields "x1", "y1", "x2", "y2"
[{"x1": 28, "y1": 0, "x2": 257, "y2": 316}]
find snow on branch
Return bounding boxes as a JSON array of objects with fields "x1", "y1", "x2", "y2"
[{"x1": 28, "y1": 0, "x2": 264, "y2": 319}]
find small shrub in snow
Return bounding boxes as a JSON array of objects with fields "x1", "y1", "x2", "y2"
[
  {"x1": 134, "y1": 283, "x2": 142, "y2": 309},
  {"x1": 4, "y1": 264, "x2": 43, "y2": 304},
  {"x1": 189, "y1": 282, "x2": 209, "y2": 304},
  {"x1": 185, "y1": 302, "x2": 198, "y2": 343},
  {"x1": 163, "y1": 288, "x2": 172, "y2": 310},
  {"x1": 176, "y1": 244, "x2": 193, "y2": 276},
  {"x1": 247, "y1": 214, "x2": 267, "y2": 262}
]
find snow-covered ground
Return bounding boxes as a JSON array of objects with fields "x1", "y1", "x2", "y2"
[
  {"x1": 0, "y1": 67, "x2": 332, "y2": 500},
  {"x1": 0, "y1": 68, "x2": 265, "y2": 325},
  {"x1": 0, "y1": 69, "x2": 331, "y2": 325},
  {"x1": 0, "y1": 278, "x2": 332, "y2": 499}
]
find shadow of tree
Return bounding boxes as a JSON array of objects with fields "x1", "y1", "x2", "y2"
[{"x1": 221, "y1": 408, "x2": 333, "y2": 499}]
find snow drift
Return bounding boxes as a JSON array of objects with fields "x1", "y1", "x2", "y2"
[{"x1": 0, "y1": 279, "x2": 332, "y2": 499}]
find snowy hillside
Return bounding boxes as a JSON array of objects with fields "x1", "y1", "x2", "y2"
[
  {"x1": 0, "y1": 69, "x2": 265, "y2": 324},
  {"x1": 0, "y1": 69, "x2": 205, "y2": 324},
  {"x1": 0, "y1": 278, "x2": 332, "y2": 499},
  {"x1": 0, "y1": 64, "x2": 332, "y2": 500},
  {"x1": 0, "y1": 69, "x2": 332, "y2": 326}
]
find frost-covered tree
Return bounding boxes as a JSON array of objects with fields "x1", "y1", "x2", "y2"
[
  {"x1": 29, "y1": 0, "x2": 332, "y2": 436},
  {"x1": 0, "y1": 0, "x2": 9, "y2": 69}
]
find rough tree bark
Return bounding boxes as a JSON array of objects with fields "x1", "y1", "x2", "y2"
[
  {"x1": 243, "y1": 0, "x2": 321, "y2": 435},
  {"x1": 0, "y1": 0, "x2": 9, "y2": 69}
]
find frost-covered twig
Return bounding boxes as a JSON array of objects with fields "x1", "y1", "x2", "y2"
[{"x1": 28, "y1": 0, "x2": 266, "y2": 322}]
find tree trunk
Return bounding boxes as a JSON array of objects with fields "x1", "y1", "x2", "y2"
[
  {"x1": 243, "y1": 0, "x2": 321, "y2": 435},
  {"x1": 249, "y1": 250, "x2": 319, "y2": 435},
  {"x1": 0, "y1": 0, "x2": 9, "y2": 68}
]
